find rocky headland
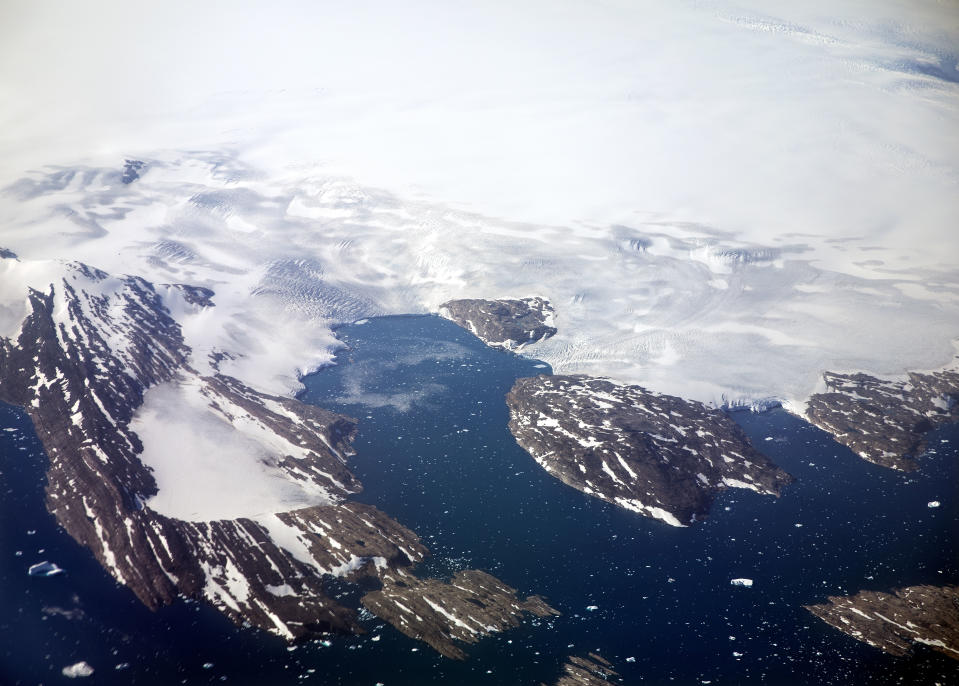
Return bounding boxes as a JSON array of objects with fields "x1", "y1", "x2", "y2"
[
  {"x1": 439, "y1": 297, "x2": 556, "y2": 350},
  {"x1": 805, "y1": 368, "x2": 959, "y2": 470},
  {"x1": 506, "y1": 375, "x2": 793, "y2": 526}
]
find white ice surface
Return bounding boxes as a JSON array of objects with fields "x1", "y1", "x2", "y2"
[
  {"x1": 3, "y1": 159, "x2": 958, "y2": 411},
  {"x1": 61, "y1": 661, "x2": 94, "y2": 678}
]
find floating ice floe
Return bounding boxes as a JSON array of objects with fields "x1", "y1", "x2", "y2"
[
  {"x1": 585, "y1": 605, "x2": 599, "y2": 611},
  {"x1": 927, "y1": 501, "x2": 941, "y2": 508},
  {"x1": 28, "y1": 561, "x2": 64, "y2": 577},
  {"x1": 62, "y1": 661, "x2": 94, "y2": 678},
  {"x1": 730, "y1": 578, "x2": 753, "y2": 587}
]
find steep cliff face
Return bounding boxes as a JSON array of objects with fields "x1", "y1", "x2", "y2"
[
  {"x1": 0, "y1": 255, "x2": 551, "y2": 655},
  {"x1": 507, "y1": 375, "x2": 793, "y2": 526},
  {"x1": 806, "y1": 369, "x2": 959, "y2": 471}
]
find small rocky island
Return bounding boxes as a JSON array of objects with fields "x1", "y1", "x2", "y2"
[
  {"x1": 362, "y1": 568, "x2": 558, "y2": 660},
  {"x1": 506, "y1": 375, "x2": 793, "y2": 526},
  {"x1": 805, "y1": 585, "x2": 959, "y2": 661},
  {"x1": 805, "y1": 368, "x2": 959, "y2": 470},
  {"x1": 439, "y1": 296, "x2": 556, "y2": 350},
  {"x1": 545, "y1": 654, "x2": 621, "y2": 686}
]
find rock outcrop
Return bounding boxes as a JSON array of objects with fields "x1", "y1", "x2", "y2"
[
  {"x1": 507, "y1": 375, "x2": 793, "y2": 526},
  {"x1": 121, "y1": 159, "x2": 144, "y2": 184},
  {"x1": 805, "y1": 368, "x2": 959, "y2": 470},
  {"x1": 362, "y1": 568, "x2": 559, "y2": 660},
  {"x1": 545, "y1": 654, "x2": 620, "y2": 686},
  {"x1": 806, "y1": 585, "x2": 959, "y2": 661},
  {"x1": 439, "y1": 297, "x2": 556, "y2": 350}
]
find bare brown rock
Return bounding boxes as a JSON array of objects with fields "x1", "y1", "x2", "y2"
[
  {"x1": 806, "y1": 369, "x2": 959, "y2": 471},
  {"x1": 541, "y1": 654, "x2": 620, "y2": 686},
  {"x1": 362, "y1": 568, "x2": 559, "y2": 660},
  {"x1": 507, "y1": 375, "x2": 792, "y2": 526},
  {"x1": 439, "y1": 296, "x2": 556, "y2": 350},
  {"x1": 806, "y1": 584, "x2": 959, "y2": 660}
]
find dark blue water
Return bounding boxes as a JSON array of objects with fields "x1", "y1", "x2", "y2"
[{"x1": 2, "y1": 314, "x2": 957, "y2": 684}]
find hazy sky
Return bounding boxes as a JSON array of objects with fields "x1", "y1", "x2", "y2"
[{"x1": 2, "y1": 0, "x2": 958, "y2": 260}]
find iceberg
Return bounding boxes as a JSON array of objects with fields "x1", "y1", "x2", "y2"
[
  {"x1": 62, "y1": 661, "x2": 94, "y2": 678},
  {"x1": 730, "y1": 578, "x2": 753, "y2": 587},
  {"x1": 28, "y1": 561, "x2": 64, "y2": 577}
]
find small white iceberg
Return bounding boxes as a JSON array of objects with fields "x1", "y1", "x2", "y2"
[
  {"x1": 62, "y1": 661, "x2": 94, "y2": 678},
  {"x1": 927, "y1": 501, "x2": 941, "y2": 508},
  {"x1": 28, "y1": 561, "x2": 64, "y2": 577},
  {"x1": 730, "y1": 578, "x2": 753, "y2": 587}
]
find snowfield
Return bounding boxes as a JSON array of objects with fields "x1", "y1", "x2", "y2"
[{"x1": 2, "y1": 157, "x2": 957, "y2": 414}]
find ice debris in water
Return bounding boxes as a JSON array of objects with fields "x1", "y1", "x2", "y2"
[
  {"x1": 62, "y1": 661, "x2": 94, "y2": 678},
  {"x1": 28, "y1": 560, "x2": 64, "y2": 577}
]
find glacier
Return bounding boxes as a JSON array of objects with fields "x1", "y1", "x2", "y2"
[{"x1": 2, "y1": 156, "x2": 958, "y2": 414}]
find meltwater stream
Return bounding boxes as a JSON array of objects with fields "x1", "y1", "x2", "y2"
[{"x1": 1, "y1": 314, "x2": 957, "y2": 684}]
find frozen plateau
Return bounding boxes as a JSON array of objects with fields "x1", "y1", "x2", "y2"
[{"x1": 1, "y1": 0, "x2": 959, "y2": 671}]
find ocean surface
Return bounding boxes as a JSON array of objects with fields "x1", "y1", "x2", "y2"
[{"x1": 1, "y1": 314, "x2": 957, "y2": 685}]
